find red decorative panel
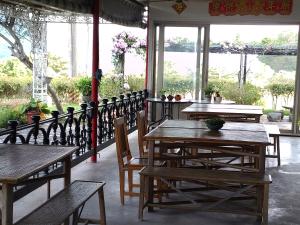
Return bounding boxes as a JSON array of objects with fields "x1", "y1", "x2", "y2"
[{"x1": 209, "y1": 0, "x2": 293, "y2": 16}]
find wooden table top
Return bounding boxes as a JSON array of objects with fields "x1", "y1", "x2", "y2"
[
  {"x1": 188, "y1": 103, "x2": 262, "y2": 110},
  {"x1": 144, "y1": 120, "x2": 270, "y2": 146},
  {"x1": 182, "y1": 107, "x2": 263, "y2": 115},
  {"x1": 0, "y1": 144, "x2": 78, "y2": 184},
  {"x1": 160, "y1": 120, "x2": 267, "y2": 132}
]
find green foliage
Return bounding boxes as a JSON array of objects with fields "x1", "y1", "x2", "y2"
[
  {"x1": 100, "y1": 76, "x2": 123, "y2": 100},
  {"x1": 0, "y1": 76, "x2": 32, "y2": 98},
  {"x1": 48, "y1": 54, "x2": 68, "y2": 75},
  {"x1": 163, "y1": 61, "x2": 193, "y2": 96},
  {"x1": 219, "y1": 82, "x2": 262, "y2": 105},
  {"x1": 75, "y1": 76, "x2": 92, "y2": 96},
  {"x1": 0, "y1": 58, "x2": 32, "y2": 77},
  {"x1": 258, "y1": 55, "x2": 296, "y2": 72},
  {"x1": 51, "y1": 76, "x2": 79, "y2": 103},
  {"x1": 165, "y1": 37, "x2": 195, "y2": 52},
  {"x1": 204, "y1": 83, "x2": 215, "y2": 96},
  {"x1": 127, "y1": 74, "x2": 145, "y2": 92},
  {"x1": 266, "y1": 75, "x2": 295, "y2": 109},
  {"x1": 21, "y1": 98, "x2": 51, "y2": 114},
  {"x1": 0, "y1": 106, "x2": 26, "y2": 128}
]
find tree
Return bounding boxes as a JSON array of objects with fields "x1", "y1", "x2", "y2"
[{"x1": 0, "y1": 15, "x2": 64, "y2": 113}]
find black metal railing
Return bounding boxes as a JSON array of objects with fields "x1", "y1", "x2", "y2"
[{"x1": 0, "y1": 89, "x2": 148, "y2": 200}]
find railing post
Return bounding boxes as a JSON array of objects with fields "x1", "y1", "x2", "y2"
[
  {"x1": 32, "y1": 115, "x2": 41, "y2": 144},
  {"x1": 50, "y1": 111, "x2": 60, "y2": 145},
  {"x1": 89, "y1": 101, "x2": 96, "y2": 158},
  {"x1": 66, "y1": 107, "x2": 75, "y2": 145},
  {"x1": 119, "y1": 94, "x2": 126, "y2": 117},
  {"x1": 7, "y1": 120, "x2": 18, "y2": 144}
]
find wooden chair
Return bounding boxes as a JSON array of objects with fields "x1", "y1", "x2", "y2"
[
  {"x1": 137, "y1": 110, "x2": 181, "y2": 159},
  {"x1": 114, "y1": 116, "x2": 160, "y2": 205}
]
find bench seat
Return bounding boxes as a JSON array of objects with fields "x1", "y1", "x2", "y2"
[
  {"x1": 15, "y1": 180, "x2": 106, "y2": 225},
  {"x1": 139, "y1": 167, "x2": 271, "y2": 225}
]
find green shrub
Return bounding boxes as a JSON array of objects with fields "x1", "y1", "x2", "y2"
[
  {"x1": 127, "y1": 74, "x2": 145, "y2": 92},
  {"x1": 0, "y1": 106, "x2": 26, "y2": 128},
  {"x1": 51, "y1": 76, "x2": 79, "y2": 103},
  {"x1": 221, "y1": 83, "x2": 262, "y2": 105},
  {"x1": 0, "y1": 76, "x2": 32, "y2": 98},
  {"x1": 75, "y1": 76, "x2": 92, "y2": 96},
  {"x1": 100, "y1": 76, "x2": 123, "y2": 100}
]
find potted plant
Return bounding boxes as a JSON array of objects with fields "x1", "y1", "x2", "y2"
[
  {"x1": 214, "y1": 91, "x2": 222, "y2": 103},
  {"x1": 21, "y1": 98, "x2": 51, "y2": 123},
  {"x1": 159, "y1": 88, "x2": 166, "y2": 101},
  {"x1": 75, "y1": 76, "x2": 92, "y2": 103},
  {"x1": 203, "y1": 84, "x2": 214, "y2": 102},
  {"x1": 205, "y1": 117, "x2": 225, "y2": 131}
]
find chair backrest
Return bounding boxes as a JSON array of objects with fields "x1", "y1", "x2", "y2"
[
  {"x1": 136, "y1": 110, "x2": 148, "y2": 157},
  {"x1": 114, "y1": 117, "x2": 132, "y2": 169}
]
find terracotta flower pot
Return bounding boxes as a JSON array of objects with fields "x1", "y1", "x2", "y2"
[
  {"x1": 26, "y1": 110, "x2": 40, "y2": 124},
  {"x1": 175, "y1": 94, "x2": 182, "y2": 101}
]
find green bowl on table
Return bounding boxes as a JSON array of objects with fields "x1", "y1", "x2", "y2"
[{"x1": 205, "y1": 118, "x2": 225, "y2": 131}]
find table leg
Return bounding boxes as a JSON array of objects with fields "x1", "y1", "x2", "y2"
[
  {"x1": 63, "y1": 156, "x2": 71, "y2": 225},
  {"x1": 258, "y1": 145, "x2": 266, "y2": 176},
  {"x1": 63, "y1": 155, "x2": 71, "y2": 187},
  {"x1": 147, "y1": 140, "x2": 154, "y2": 212},
  {"x1": 2, "y1": 183, "x2": 13, "y2": 225}
]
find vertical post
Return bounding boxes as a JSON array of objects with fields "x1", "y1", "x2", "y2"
[
  {"x1": 195, "y1": 27, "x2": 202, "y2": 100},
  {"x1": 91, "y1": 0, "x2": 100, "y2": 162},
  {"x1": 201, "y1": 25, "x2": 210, "y2": 100}
]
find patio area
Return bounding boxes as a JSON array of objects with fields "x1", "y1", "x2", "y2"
[{"x1": 12, "y1": 131, "x2": 300, "y2": 225}]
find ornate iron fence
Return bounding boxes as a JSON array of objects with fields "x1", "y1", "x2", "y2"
[{"x1": 0, "y1": 89, "x2": 148, "y2": 200}]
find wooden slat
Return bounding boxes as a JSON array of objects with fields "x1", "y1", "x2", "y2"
[
  {"x1": 140, "y1": 167, "x2": 272, "y2": 184},
  {"x1": 189, "y1": 103, "x2": 262, "y2": 110},
  {"x1": 15, "y1": 180, "x2": 105, "y2": 225}
]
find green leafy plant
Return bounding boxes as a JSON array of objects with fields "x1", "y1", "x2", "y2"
[
  {"x1": 21, "y1": 98, "x2": 51, "y2": 114},
  {"x1": 75, "y1": 76, "x2": 92, "y2": 96},
  {"x1": 0, "y1": 106, "x2": 26, "y2": 128},
  {"x1": 205, "y1": 117, "x2": 225, "y2": 131},
  {"x1": 204, "y1": 83, "x2": 215, "y2": 96}
]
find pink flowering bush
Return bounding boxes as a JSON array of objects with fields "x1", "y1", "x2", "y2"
[{"x1": 112, "y1": 32, "x2": 146, "y2": 70}]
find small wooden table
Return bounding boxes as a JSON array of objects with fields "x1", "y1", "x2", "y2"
[
  {"x1": 0, "y1": 144, "x2": 78, "y2": 225},
  {"x1": 182, "y1": 104, "x2": 263, "y2": 122}
]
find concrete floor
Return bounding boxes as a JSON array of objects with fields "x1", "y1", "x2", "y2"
[{"x1": 13, "y1": 132, "x2": 300, "y2": 225}]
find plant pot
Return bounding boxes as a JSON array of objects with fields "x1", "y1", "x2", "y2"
[
  {"x1": 214, "y1": 96, "x2": 222, "y2": 103},
  {"x1": 26, "y1": 111, "x2": 40, "y2": 124},
  {"x1": 82, "y1": 95, "x2": 91, "y2": 103},
  {"x1": 175, "y1": 94, "x2": 182, "y2": 101},
  {"x1": 160, "y1": 95, "x2": 166, "y2": 101},
  {"x1": 167, "y1": 95, "x2": 174, "y2": 101}
]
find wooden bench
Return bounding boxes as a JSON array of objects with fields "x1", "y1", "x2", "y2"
[
  {"x1": 139, "y1": 167, "x2": 272, "y2": 225},
  {"x1": 15, "y1": 180, "x2": 106, "y2": 225},
  {"x1": 265, "y1": 124, "x2": 281, "y2": 166}
]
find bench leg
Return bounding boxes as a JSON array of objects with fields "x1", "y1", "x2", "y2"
[
  {"x1": 139, "y1": 174, "x2": 145, "y2": 220},
  {"x1": 256, "y1": 185, "x2": 263, "y2": 222},
  {"x1": 276, "y1": 136, "x2": 281, "y2": 166},
  {"x1": 72, "y1": 209, "x2": 79, "y2": 225},
  {"x1": 262, "y1": 184, "x2": 269, "y2": 225},
  {"x1": 98, "y1": 188, "x2": 106, "y2": 225}
]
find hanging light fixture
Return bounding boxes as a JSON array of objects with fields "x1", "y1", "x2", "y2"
[{"x1": 172, "y1": 0, "x2": 187, "y2": 15}]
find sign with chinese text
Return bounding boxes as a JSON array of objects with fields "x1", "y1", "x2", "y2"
[{"x1": 209, "y1": 0, "x2": 293, "y2": 16}]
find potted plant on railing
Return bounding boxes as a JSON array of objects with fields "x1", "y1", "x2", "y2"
[
  {"x1": 21, "y1": 98, "x2": 51, "y2": 124},
  {"x1": 75, "y1": 76, "x2": 92, "y2": 103}
]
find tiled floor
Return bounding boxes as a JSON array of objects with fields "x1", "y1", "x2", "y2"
[{"x1": 13, "y1": 132, "x2": 300, "y2": 225}]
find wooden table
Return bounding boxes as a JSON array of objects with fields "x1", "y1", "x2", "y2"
[
  {"x1": 147, "y1": 98, "x2": 236, "y2": 121},
  {"x1": 144, "y1": 120, "x2": 270, "y2": 174},
  {"x1": 0, "y1": 144, "x2": 78, "y2": 225},
  {"x1": 182, "y1": 104, "x2": 263, "y2": 122},
  {"x1": 143, "y1": 120, "x2": 271, "y2": 219}
]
